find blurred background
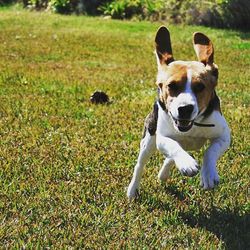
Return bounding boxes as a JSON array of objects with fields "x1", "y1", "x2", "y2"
[{"x1": 1, "y1": 0, "x2": 250, "y2": 30}]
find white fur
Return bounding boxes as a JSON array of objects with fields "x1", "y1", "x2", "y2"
[
  {"x1": 169, "y1": 69, "x2": 198, "y2": 122},
  {"x1": 128, "y1": 46, "x2": 231, "y2": 198},
  {"x1": 127, "y1": 101, "x2": 230, "y2": 198},
  {"x1": 157, "y1": 104, "x2": 230, "y2": 189},
  {"x1": 158, "y1": 158, "x2": 174, "y2": 181},
  {"x1": 127, "y1": 132, "x2": 156, "y2": 199},
  {"x1": 127, "y1": 72, "x2": 230, "y2": 198}
]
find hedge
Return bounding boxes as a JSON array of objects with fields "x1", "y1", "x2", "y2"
[{"x1": 1, "y1": 0, "x2": 249, "y2": 30}]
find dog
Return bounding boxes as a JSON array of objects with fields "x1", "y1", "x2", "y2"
[{"x1": 127, "y1": 26, "x2": 231, "y2": 199}]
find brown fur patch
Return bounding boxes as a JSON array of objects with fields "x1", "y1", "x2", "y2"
[
  {"x1": 193, "y1": 32, "x2": 214, "y2": 65},
  {"x1": 158, "y1": 61, "x2": 219, "y2": 114},
  {"x1": 158, "y1": 63, "x2": 187, "y2": 108},
  {"x1": 155, "y1": 27, "x2": 220, "y2": 118}
]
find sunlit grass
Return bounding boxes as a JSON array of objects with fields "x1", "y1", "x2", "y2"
[{"x1": 0, "y1": 8, "x2": 249, "y2": 249}]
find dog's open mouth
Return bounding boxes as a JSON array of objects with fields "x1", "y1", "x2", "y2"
[
  {"x1": 175, "y1": 119, "x2": 194, "y2": 132},
  {"x1": 170, "y1": 113, "x2": 194, "y2": 132}
]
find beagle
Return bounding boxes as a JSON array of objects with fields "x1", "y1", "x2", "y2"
[{"x1": 127, "y1": 26, "x2": 231, "y2": 199}]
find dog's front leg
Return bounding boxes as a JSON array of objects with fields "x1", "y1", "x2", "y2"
[
  {"x1": 156, "y1": 134, "x2": 199, "y2": 177},
  {"x1": 201, "y1": 127, "x2": 230, "y2": 189},
  {"x1": 158, "y1": 157, "x2": 174, "y2": 181},
  {"x1": 127, "y1": 132, "x2": 156, "y2": 199}
]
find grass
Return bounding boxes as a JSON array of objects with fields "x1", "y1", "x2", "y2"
[{"x1": 0, "y1": 7, "x2": 249, "y2": 249}]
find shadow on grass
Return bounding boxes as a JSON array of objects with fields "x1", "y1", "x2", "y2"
[
  {"x1": 137, "y1": 184, "x2": 250, "y2": 249},
  {"x1": 180, "y1": 206, "x2": 250, "y2": 250},
  {"x1": 238, "y1": 32, "x2": 250, "y2": 40}
]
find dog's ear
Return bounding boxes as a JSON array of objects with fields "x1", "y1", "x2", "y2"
[
  {"x1": 193, "y1": 32, "x2": 219, "y2": 80},
  {"x1": 193, "y1": 32, "x2": 214, "y2": 65},
  {"x1": 155, "y1": 26, "x2": 174, "y2": 65}
]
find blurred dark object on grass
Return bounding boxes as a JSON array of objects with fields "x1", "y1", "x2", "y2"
[{"x1": 90, "y1": 91, "x2": 110, "y2": 104}]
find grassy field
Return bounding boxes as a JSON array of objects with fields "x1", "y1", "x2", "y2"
[{"x1": 0, "y1": 7, "x2": 249, "y2": 249}]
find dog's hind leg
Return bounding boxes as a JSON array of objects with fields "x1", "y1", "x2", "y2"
[
  {"x1": 158, "y1": 158, "x2": 174, "y2": 181},
  {"x1": 127, "y1": 131, "x2": 156, "y2": 199}
]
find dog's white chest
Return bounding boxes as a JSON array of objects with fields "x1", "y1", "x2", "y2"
[
  {"x1": 171, "y1": 135, "x2": 207, "y2": 151},
  {"x1": 157, "y1": 108, "x2": 214, "y2": 151}
]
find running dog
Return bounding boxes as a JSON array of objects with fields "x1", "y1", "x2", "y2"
[{"x1": 127, "y1": 26, "x2": 230, "y2": 199}]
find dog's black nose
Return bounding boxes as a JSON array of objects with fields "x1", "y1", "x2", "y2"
[{"x1": 178, "y1": 105, "x2": 194, "y2": 119}]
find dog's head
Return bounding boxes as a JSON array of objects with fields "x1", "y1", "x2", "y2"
[{"x1": 155, "y1": 26, "x2": 219, "y2": 132}]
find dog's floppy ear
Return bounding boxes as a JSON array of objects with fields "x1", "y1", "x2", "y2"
[
  {"x1": 155, "y1": 26, "x2": 174, "y2": 65},
  {"x1": 193, "y1": 32, "x2": 214, "y2": 65}
]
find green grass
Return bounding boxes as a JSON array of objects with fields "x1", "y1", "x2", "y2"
[{"x1": 0, "y1": 8, "x2": 249, "y2": 249}]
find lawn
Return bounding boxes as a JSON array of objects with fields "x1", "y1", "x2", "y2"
[{"x1": 0, "y1": 7, "x2": 249, "y2": 249}]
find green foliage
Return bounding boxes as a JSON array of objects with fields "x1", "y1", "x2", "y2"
[
  {"x1": 100, "y1": 0, "x2": 250, "y2": 30},
  {"x1": 219, "y1": 0, "x2": 250, "y2": 29},
  {"x1": 28, "y1": 0, "x2": 48, "y2": 9},
  {"x1": 49, "y1": 0, "x2": 70, "y2": 13},
  {"x1": 100, "y1": 0, "x2": 130, "y2": 19},
  {"x1": 99, "y1": 0, "x2": 165, "y2": 20},
  {"x1": 0, "y1": 0, "x2": 15, "y2": 5},
  {"x1": 26, "y1": 0, "x2": 109, "y2": 14},
  {"x1": 2, "y1": 0, "x2": 249, "y2": 29},
  {"x1": 177, "y1": 0, "x2": 250, "y2": 30}
]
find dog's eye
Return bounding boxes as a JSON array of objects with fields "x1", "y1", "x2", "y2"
[
  {"x1": 168, "y1": 82, "x2": 180, "y2": 91},
  {"x1": 193, "y1": 83, "x2": 205, "y2": 93}
]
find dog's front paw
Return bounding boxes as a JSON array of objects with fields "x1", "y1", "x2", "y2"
[
  {"x1": 127, "y1": 182, "x2": 139, "y2": 199},
  {"x1": 200, "y1": 166, "x2": 219, "y2": 189},
  {"x1": 174, "y1": 152, "x2": 199, "y2": 177}
]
